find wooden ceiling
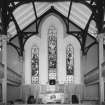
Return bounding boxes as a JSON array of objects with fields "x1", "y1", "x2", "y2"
[{"x1": 0, "y1": 0, "x2": 105, "y2": 56}]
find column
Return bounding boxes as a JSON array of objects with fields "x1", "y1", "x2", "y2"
[
  {"x1": 81, "y1": 53, "x2": 87, "y2": 101},
  {"x1": 1, "y1": 35, "x2": 7, "y2": 104},
  {"x1": 82, "y1": 53, "x2": 87, "y2": 84},
  {"x1": 98, "y1": 33, "x2": 105, "y2": 105},
  {"x1": 18, "y1": 56, "x2": 24, "y2": 99}
]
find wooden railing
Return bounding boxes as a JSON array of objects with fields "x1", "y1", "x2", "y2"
[
  {"x1": 84, "y1": 61, "x2": 105, "y2": 85},
  {"x1": 84, "y1": 66, "x2": 98, "y2": 78},
  {"x1": 84, "y1": 67, "x2": 99, "y2": 85},
  {"x1": 0, "y1": 63, "x2": 22, "y2": 86}
]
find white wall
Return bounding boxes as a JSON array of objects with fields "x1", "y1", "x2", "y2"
[
  {"x1": 24, "y1": 36, "x2": 40, "y2": 84},
  {"x1": 24, "y1": 15, "x2": 81, "y2": 85},
  {"x1": 64, "y1": 36, "x2": 81, "y2": 84},
  {"x1": 40, "y1": 15, "x2": 65, "y2": 84}
]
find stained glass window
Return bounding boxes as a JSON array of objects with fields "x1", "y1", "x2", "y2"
[
  {"x1": 66, "y1": 44, "x2": 74, "y2": 83},
  {"x1": 48, "y1": 26, "x2": 57, "y2": 82},
  {"x1": 31, "y1": 46, "x2": 39, "y2": 84}
]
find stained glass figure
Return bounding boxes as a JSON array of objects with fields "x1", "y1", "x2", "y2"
[
  {"x1": 48, "y1": 26, "x2": 57, "y2": 81},
  {"x1": 31, "y1": 46, "x2": 39, "y2": 84},
  {"x1": 66, "y1": 44, "x2": 74, "y2": 83}
]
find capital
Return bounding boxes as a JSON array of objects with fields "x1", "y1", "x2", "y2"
[
  {"x1": 18, "y1": 56, "x2": 24, "y2": 62},
  {"x1": 1, "y1": 35, "x2": 8, "y2": 42},
  {"x1": 97, "y1": 33, "x2": 105, "y2": 42}
]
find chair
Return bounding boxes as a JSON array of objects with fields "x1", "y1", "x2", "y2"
[
  {"x1": 72, "y1": 95, "x2": 79, "y2": 104},
  {"x1": 27, "y1": 95, "x2": 36, "y2": 104}
]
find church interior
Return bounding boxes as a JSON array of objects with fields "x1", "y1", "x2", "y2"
[{"x1": 0, "y1": 0, "x2": 105, "y2": 105}]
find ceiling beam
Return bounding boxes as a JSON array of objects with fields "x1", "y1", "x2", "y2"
[
  {"x1": 68, "y1": 0, "x2": 72, "y2": 18},
  {"x1": 85, "y1": 41, "x2": 97, "y2": 53},
  {"x1": 0, "y1": 0, "x2": 97, "y2": 7},
  {"x1": 67, "y1": 0, "x2": 73, "y2": 32},
  {"x1": 32, "y1": 2, "x2": 38, "y2": 32},
  {"x1": 8, "y1": 7, "x2": 24, "y2": 56},
  {"x1": 32, "y1": 2, "x2": 37, "y2": 19},
  {"x1": 1, "y1": 0, "x2": 91, "y2": 3},
  {"x1": 1, "y1": 0, "x2": 103, "y2": 55},
  {"x1": 81, "y1": 13, "x2": 93, "y2": 54}
]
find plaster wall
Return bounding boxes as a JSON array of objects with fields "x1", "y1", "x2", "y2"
[{"x1": 24, "y1": 15, "x2": 81, "y2": 85}]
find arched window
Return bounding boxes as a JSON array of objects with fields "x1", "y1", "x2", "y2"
[
  {"x1": 31, "y1": 46, "x2": 39, "y2": 84},
  {"x1": 48, "y1": 25, "x2": 57, "y2": 83},
  {"x1": 25, "y1": 15, "x2": 81, "y2": 85},
  {"x1": 66, "y1": 44, "x2": 74, "y2": 83}
]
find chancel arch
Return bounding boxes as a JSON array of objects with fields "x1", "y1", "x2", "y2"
[
  {"x1": 24, "y1": 14, "x2": 81, "y2": 85},
  {"x1": 64, "y1": 35, "x2": 81, "y2": 84},
  {"x1": 40, "y1": 15, "x2": 65, "y2": 84}
]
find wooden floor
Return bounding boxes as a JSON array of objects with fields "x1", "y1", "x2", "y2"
[
  {"x1": 14, "y1": 103, "x2": 97, "y2": 105},
  {"x1": 14, "y1": 104, "x2": 93, "y2": 105}
]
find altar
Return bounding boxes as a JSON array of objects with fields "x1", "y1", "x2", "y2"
[
  {"x1": 20, "y1": 84, "x2": 83, "y2": 104},
  {"x1": 22, "y1": 15, "x2": 82, "y2": 105},
  {"x1": 38, "y1": 84, "x2": 65, "y2": 104},
  {"x1": 39, "y1": 92, "x2": 64, "y2": 104}
]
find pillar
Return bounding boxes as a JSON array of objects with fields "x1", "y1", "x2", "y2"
[
  {"x1": 1, "y1": 35, "x2": 7, "y2": 104},
  {"x1": 81, "y1": 53, "x2": 87, "y2": 100},
  {"x1": 97, "y1": 33, "x2": 105, "y2": 105},
  {"x1": 18, "y1": 56, "x2": 24, "y2": 99}
]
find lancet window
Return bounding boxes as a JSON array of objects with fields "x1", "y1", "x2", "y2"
[
  {"x1": 31, "y1": 46, "x2": 39, "y2": 84},
  {"x1": 48, "y1": 26, "x2": 57, "y2": 82},
  {"x1": 66, "y1": 44, "x2": 74, "y2": 83}
]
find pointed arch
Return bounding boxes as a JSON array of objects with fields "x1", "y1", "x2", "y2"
[
  {"x1": 66, "y1": 44, "x2": 74, "y2": 83},
  {"x1": 31, "y1": 45, "x2": 39, "y2": 84},
  {"x1": 64, "y1": 35, "x2": 81, "y2": 84},
  {"x1": 24, "y1": 14, "x2": 81, "y2": 85},
  {"x1": 24, "y1": 36, "x2": 40, "y2": 84},
  {"x1": 40, "y1": 15, "x2": 65, "y2": 84}
]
